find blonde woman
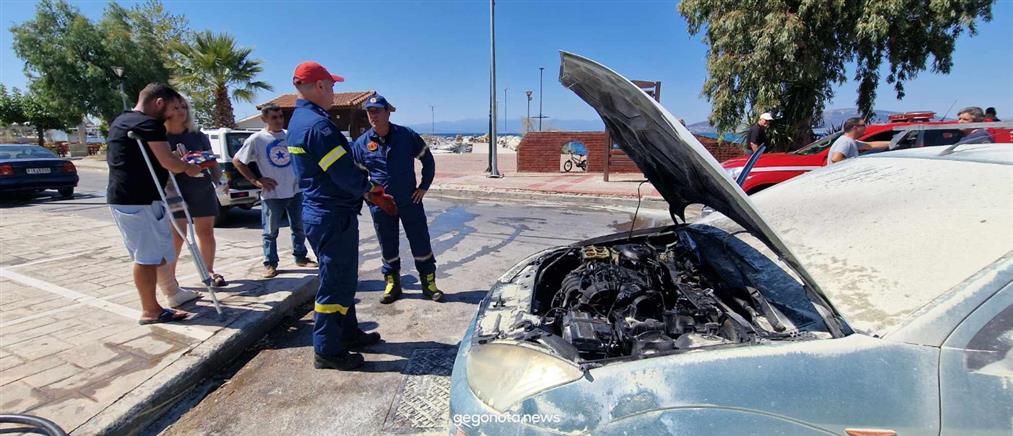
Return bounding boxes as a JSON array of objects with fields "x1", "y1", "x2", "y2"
[{"x1": 157, "y1": 97, "x2": 225, "y2": 307}]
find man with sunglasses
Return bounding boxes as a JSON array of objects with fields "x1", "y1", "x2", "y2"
[
  {"x1": 234, "y1": 103, "x2": 318, "y2": 278},
  {"x1": 827, "y1": 117, "x2": 890, "y2": 164}
]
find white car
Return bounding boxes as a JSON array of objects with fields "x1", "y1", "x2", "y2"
[
  {"x1": 201, "y1": 128, "x2": 261, "y2": 225},
  {"x1": 447, "y1": 52, "x2": 1013, "y2": 435}
]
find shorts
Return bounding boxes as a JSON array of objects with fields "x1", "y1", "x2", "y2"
[{"x1": 109, "y1": 202, "x2": 176, "y2": 265}]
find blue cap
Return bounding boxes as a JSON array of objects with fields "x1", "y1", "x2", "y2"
[{"x1": 364, "y1": 94, "x2": 391, "y2": 110}]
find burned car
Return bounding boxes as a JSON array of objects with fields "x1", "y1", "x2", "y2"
[{"x1": 447, "y1": 52, "x2": 1013, "y2": 435}]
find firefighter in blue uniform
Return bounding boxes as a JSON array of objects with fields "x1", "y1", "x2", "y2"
[
  {"x1": 285, "y1": 62, "x2": 397, "y2": 370},
  {"x1": 352, "y1": 95, "x2": 443, "y2": 304}
]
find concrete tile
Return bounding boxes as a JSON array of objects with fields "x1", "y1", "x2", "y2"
[
  {"x1": 122, "y1": 334, "x2": 183, "y2": 357},
  {"x1": 1, "y1": 320, "x2": 72, "y2": 347},
  {"x1": 57, "y1": 343, "x2": 121, "y2": 368},
  {"x1": 0, "y1": 380, "x2": 50, "y2": 412},
  {"x1": 27, "y1": 394, "x2": 104, "y2": 432},
  {"x1": 21, "y1": 363, "x2": 80, "y2": 388},
  {"x1": 0, "y1": 354, "x2": 25, "y2": 371},
  {"x1": 6, "y1": 335, "x2": 74, "y2": 360},
  {"x1": 100, "y1": 326, "x2": 152, "y2": 345},
  {"x1": 0, "y1": 355, "x2": 63, "y2": 386}
]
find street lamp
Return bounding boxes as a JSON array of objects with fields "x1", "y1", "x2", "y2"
[
  {"x1": 538, "y1": 67, "x2": 544, "y2": 131},
  {"x1": 429, "y1": 105, "x2": 436, "y2": 135},
  {"x1": 112, "y1": 66, "x2": 127, "y2": 110},
  {"x1": 503, "y1": 87, "x2": 508, "y2": 133},
  {"x1": 525, "y1": 90, "x2": 533, "y2": 134},
  {"x1": 487, "y1": 0, "x2": 501, "y2": 178}
]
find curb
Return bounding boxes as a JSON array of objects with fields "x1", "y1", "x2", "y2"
[
  {"x1": 428, "y1": 185, "x2": 668, "y2": 210},
  {"x1": 74, "y1": 275, "x2": 318, "y2": 436}
]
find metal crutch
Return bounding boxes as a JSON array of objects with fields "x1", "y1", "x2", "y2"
[{"x1": 128, "y1": 131, "x2": 224, "y2": 317}]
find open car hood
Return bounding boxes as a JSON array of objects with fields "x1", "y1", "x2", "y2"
[{"x1": 558, "y1": 52, "x2": 841, "y2": 327}]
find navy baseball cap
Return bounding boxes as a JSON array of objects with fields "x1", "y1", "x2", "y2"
[{"x1": 364, "y1": 94, "x2": 391, "y2": 110}]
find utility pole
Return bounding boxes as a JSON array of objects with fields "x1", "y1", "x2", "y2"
[
  {"x1": 525, "y1": 90, "x2": 533, "y2": 134},
  {"x1": 538, "y1": 67, "x2": 544, "y2": 131},
  {"x1": 429, "y1": 105, "x2": 435, "y2": 135},
  {"x1": 112, "y1": 66, "x2": 127, "y2": 110},
  {"x1": 503, "y1": 87, "x2": 508, "y2": 133},
  {"x1": 487, "y1": 0, "x2": 501, "y2": 177}
]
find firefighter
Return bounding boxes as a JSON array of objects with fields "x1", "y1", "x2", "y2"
[
  {"x1": 286, "y1": 62, "x2": 397, "y2": 370},
  {"x1": 351, "y1": 95, "x2": 443, "y2": 304}
]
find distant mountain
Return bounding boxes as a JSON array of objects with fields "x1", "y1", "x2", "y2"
[
  {"x1": 686, "y1": 108, "x2": 901, "y2": 135},
  {"x1": 406, "y1": 118, "x2": 604, "y2": 134}
]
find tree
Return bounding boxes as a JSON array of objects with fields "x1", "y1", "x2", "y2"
[
  {"x1": 10, "y1": 0, "x2": 188, "y2": 125},
  {"x1": 679, "y1": 0, "x2": 995, "y2": 149},
  {"x1": 0, "y1": 85, "x2": 73, "y2": 147},
  {"x1": 172, "y1": 31, "x2": 272, "y2": 128}
]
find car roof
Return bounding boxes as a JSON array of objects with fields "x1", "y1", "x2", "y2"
[{"x1": 744, "y1": 145, "x2": 1013, "y2": 337}]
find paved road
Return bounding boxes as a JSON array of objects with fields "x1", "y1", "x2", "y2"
[{"x1": 6, "y1": 169, "x2": 672, "y2": 435}]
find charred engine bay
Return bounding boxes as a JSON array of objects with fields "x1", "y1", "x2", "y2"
[{"x1": 529, "y1": 231, "x2": 802, "y2": 361}]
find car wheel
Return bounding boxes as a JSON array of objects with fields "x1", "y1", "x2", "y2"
[{"x1": 58, "y1": 187, "x2": 74, "y2": 199}]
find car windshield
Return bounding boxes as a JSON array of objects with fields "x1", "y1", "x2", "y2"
[
  {"x1": 226, "y1": 133, "x2": 253, "y2": 157},
  {"x1": 0, "y1": 145, "x2": 58, "y2": 159},
  {"x1": 791, "y1": 131, "x2": 843, "y2": 155}
]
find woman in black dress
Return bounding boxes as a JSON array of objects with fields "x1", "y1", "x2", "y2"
[{"x1": 157, "y1": 97, "x2": 226, "y2": 307}]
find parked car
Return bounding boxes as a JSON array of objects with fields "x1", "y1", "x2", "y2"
[
  {"x1": 721, "y1": 114, "x2": 1013, "y2": 194},
  {"x1": 0, "y1": 144, "x2": 78, "y2": 199},
  {"x1": 201, "y1": 128, "x2": 261, "y2": 226},
  {"x1": 448, "y1": 52, "x2": 1013, "y2": 435}
]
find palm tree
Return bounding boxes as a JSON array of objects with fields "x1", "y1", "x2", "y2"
[{"x1": 172, "y1": 31, "x2": 271, "y2": 128}]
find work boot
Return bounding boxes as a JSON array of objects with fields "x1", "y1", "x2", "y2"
[
  {"x1": 295, "y1": 258, "x2": 319, "y2": 268},
  {"x1": 314, "y1": 352, "x2": 364, "y2": 371},
  {"x1": 380, "y1": 273, "x2": 402, "y2": 304},
  {"x1": 341, "y1": 330, "x2": 382, "y2": 349},
  {"x1": 421, "y1": 273, "x2": 444, "y2": 302},
  {"x1": 263, "y1": 265, "x2": 278, "y2": 279}
]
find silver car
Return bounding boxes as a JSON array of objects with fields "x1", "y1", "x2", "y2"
[{"x1": 447, "y1": 52, "x2": 1013, "y2": 435}]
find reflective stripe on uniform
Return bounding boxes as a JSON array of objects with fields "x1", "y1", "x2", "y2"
[
  {"x1": 384, "y1": 256, "x2": 401, "y2": 264},
  {"x1": 416, "y1": 145, "x2": 430, "y2": 159},
  {"x1": 414, "y1": 253, "x2": 434, "y2": 262},
  {"x1": 288, "y1": 146, "x2": 307, "y2": 154},
  {"x1": 314, "y1": 302, "x2": 348, "y2": 315},
  {"x1": 319, "y1": 146, "x2": 347, "y2": 171}
]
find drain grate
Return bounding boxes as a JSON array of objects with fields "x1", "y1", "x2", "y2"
[{"x1": 383, "y1": 347, "x2": 458, "y2": 433}]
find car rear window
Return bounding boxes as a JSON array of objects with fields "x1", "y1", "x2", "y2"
[
  {"x1": 923, "y1": 129, "x2": 963, "y2": 147},
  {"x1": 226, "y1": 133, "x2": 253, "y2": 157},
  {"x1": 0, "y1": 145, "x2": 57, "y2": 159}
]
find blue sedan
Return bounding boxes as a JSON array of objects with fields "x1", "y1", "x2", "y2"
[{"x1": 0, "y1": 144, "x2": 79, "y2": 198}]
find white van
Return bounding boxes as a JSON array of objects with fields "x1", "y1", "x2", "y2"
[{"x1": 202, "y1": 128, "x2": 261, "y2": 226}]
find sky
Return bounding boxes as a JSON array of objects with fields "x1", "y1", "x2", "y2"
[{"x1": 1, "y1": 0, "x2": 1011, "y2": 132}]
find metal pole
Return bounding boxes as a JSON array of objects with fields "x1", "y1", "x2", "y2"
[
  {"x1": 538, "y1": 67, "x2": 544, "y2": 131},
  {"x1": 119, "y1": 81, "x2": 127, "y2": 111},
  {"x1": 429, "y1": 105, "x2": 435, "y2": 135},
  {"x1": 488, "y1": 0, "x2": 501, "y2": 177},
  {"x1": 525, "y1": 90, "x2": 532, "y2": 134}
]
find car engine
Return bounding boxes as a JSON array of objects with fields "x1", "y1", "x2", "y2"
[{"x1": 533, "y1": 238, "x2": 792, "y2": 361}]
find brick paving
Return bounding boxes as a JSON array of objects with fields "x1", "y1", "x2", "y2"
[{"x1": 0, "y1": 206, "x2": 316, "y2": 433}]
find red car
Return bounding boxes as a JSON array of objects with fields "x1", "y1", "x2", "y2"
[{"x1": 721, "y1": 111, "x2": 1012, "y2": 194}]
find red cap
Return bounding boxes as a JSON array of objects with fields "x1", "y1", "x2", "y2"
[{"x1": 293, "y1": 61, "x2": 345, "y2": 84}]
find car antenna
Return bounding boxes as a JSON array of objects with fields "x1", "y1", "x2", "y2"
[
  {"x1": 628, "y1": 180, "x2": 649, "y2": 240},
  {"x1": 939, "y1": 99, "x2": 958, "y2": 121}
]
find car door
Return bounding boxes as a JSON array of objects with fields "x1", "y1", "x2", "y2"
[{"x1": 939, "y1": 281, "x2": 1012, "y2": 435}]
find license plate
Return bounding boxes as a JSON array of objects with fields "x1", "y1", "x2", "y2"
[{"x1": 26, "y1": 168, "x2": 52, "y2": 174}]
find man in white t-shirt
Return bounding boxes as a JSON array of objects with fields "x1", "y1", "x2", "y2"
[
  {"x1": 827, "y1": 117, "x2": 890, "y2": 165},
  {"x1": 233, "y1": 103, "x2": 318, "y2": 278}
]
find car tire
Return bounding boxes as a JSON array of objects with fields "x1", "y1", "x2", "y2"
[{"x1": 58, "y1": 187, "x2": 74, "y2": 199}]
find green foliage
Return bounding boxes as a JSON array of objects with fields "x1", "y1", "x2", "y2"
[
  {"x1": 0, "y1": 85, "x2": 73, "y2": 147},
  {"x1": 9, "y1": 0, "x2": 188, "y2": 124},
  {"x1": 172, "y1": 31, "x2": 272, "y2": 128},
  {"x1": 679, "y1": 0, "x2": 994, "y2": 150}
]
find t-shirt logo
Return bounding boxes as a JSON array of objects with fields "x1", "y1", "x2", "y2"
[
  {"x1": 266, "y1": 139, "x2": 291, "y2": 168},
  {"x1": 367, "y1": 141, "x2": 378, "y2": 152}
]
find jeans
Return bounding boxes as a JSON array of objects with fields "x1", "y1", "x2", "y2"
[{"x1": 261, "y1": 192, "x2": 308, "y2": 266}]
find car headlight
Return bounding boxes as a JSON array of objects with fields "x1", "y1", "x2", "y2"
[
  {"x1": 725, "y1": 167, "x2": 743, "y2": 181},
  {"x1": 466, "y1": 342, "x2": 583, "y2": 412}
]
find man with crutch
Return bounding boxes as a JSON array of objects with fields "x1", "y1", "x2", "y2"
[{"x1": 106, "y1": 83, "x2": 204, "y2": 324}]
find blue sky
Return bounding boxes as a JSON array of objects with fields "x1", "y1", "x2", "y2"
[{"x1": 2, "y1": 0, "x2": 1011, "y2": 131}]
